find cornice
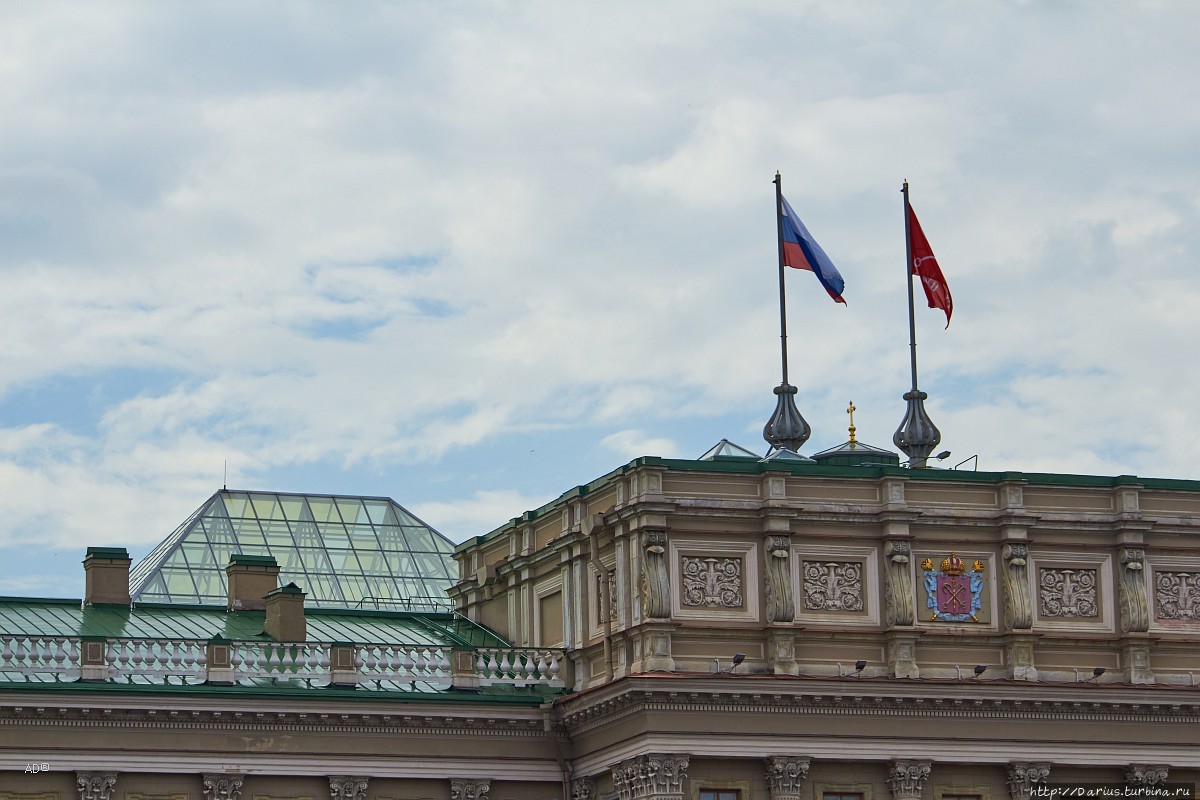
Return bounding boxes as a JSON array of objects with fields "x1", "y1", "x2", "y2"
[
  {"x1": 0, "y1": 693, "x2": 549, "y2": 738},
  {"x1": 556, "y1": 677, "x2": 1200, "y2": 733}
]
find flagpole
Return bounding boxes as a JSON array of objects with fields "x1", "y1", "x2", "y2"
[
  {"x1": 762, "y1": 171, "x2": 811, "y2": 454},
  {"x1": 903, "y1": 180, "x2": 919, "y2": 393},
  {"x1": 893, "y1": 180, "x2": 941, "y2": 468},
  {"x1": 774, "y1": 171, "x2": 789, "y2": 386}
]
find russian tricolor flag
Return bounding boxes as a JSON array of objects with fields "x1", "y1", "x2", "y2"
[{"x1": 780, "y1": 196, "x2": 846, "y2": 304}]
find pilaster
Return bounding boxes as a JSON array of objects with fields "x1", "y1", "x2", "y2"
[
  {"x1": 885, "y1": 630, "x2": 921, "y2": 679},
  {"x1": 450, "y1": 778, "x2": 491, "y2": 800},
  {"x1": 887, "y1": 760, "x2": 930, "y2": 800},
  {"x1": 1003, "y1": 633, "x2": 1040, "y2": 682},
  {"x1": 571, "y1": 776, "x2": 597, "y2": 800},
  {"x1": 76, "y1": 772, "x2": 117, "y2": 800},
  {"x1": 1006, "y1": 763, "x2": 1050, "y2": 800},
  {"x1": 1125, "y1": 765, "x2": 1169, "y2": 787},
  {"x1": 612, "y1": 753, "x2": 690, "y2": 800},
  {"x1": 202, "y1": 774, "x2": 244, "y2": 800},
  {"x1": 764, "y1": 756, "x2": 810, "y2": 800},
  {"x1": 1120, "y1": 634, "x2": 1155, "y2": 685},
  {"x1": 329, "y1": 776, "x2": 370, "y2": 800}
]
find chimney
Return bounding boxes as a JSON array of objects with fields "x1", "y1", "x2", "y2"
[
  {"x1": 225, "y1": 554, "x2": 280, "y2": 611},
  {"x1": 83, "y1": 547, "x2": 132, "y2": 605},
  {"x1": 263, "y1": 582, "x2": 307, "y2": 642}
]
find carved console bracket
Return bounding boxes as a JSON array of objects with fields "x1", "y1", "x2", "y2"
[
  {"x1": 765, "y1": 756, "x2": 810, "y2": 800},
  {"x1": 887, "y1": 760, "x2": 931, "y2": 800},
  {"x1": 1007, "y1": 762, "x2": 1051, "y2": 800},
  {"x1": 612, "y1": 753, "x2": 690, "y2": 800},
  {"x1": 765, "y1": 534, "x2": 795, "y2": 623},
  {"x1": 1002, "y1": 543, "x2": 1033, "y2": 630},
  {"x1": 884, "y1": 540, "x2": 914, "y2": 627},
  {"x1": 641, "y1": 530, "x2": 670, "y2": 619},
  {"x1": 1118, "y1": 547, "x2": 1150, "y2": 634}
]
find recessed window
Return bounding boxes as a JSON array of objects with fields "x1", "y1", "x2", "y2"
[
  {"x1": 700, "y1": 791, "x2": 741, "y2": 800},
  {"x1": 824, "y1": 794, "x2": 865, "y2": 800}
]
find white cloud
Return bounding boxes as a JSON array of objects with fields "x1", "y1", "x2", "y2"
[
  {"x1": 0, "y1": 1, "x2": 1199, "y2": 585},
  {"x1": 600, "y1": 430, "x2": 681, "y2": 461}
]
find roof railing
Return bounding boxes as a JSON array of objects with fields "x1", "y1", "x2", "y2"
[{"x1": 0, "y1": 634, "x2": 568, "y2": 691}]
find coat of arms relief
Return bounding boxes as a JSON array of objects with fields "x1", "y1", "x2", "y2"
[{"x1": 922, "y1": 552, "x2": 985, "y2": 622}]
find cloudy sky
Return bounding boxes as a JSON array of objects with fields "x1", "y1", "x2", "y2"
[{"x1": 2, "y1": 1, "x2": 1198, "y2": 596}]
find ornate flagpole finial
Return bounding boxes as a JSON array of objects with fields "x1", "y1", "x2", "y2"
[
  {"x1": 764, "y1": 383, "x2": 811, "y2": 453},
  {"x1": 847, "y1": 401, "x2": 857, "y2": 443},
  {"x1": 893, "y1": 390, "x2": 941, "y2": 468}
]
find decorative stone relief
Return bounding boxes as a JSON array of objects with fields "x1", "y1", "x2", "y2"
[
  {"x1": 329, "y1": 776, "x2": 369, "y2": 800},
  {"x1": 1039, "y1": 568, "x2": 1098, "y2": 617},
  {"x1": 1007, "y1": 763, "x2": 1051, "y2": 800},
  {"x1": 887, "y1": 760, "x2": 930, "y2": 800},
  {"x1": 681, "y1": 557, "x2": 743, "y2": 608},
  {"x1": 570, "y1": 777, "x2": 597, "y2": 800},
  {"x1": 1155, "y1": 571, "x2": 1200, "y2": 620},
  {"x1": 764, "y1": 535, "x2": 794, "y2": 623},
  {"x1": 641, "y1": 531, "x2": 670, "y2": 619},
  {"x1": 1118, "y1": 547, "x2": 1149, "y2": 633},
  {"x1": 803, "y1": 561, "x2": 863, "y2": 612},
  {"x1": 1002, "y1": 543, "x2": 1033, "y2": 629},
  {"x1": 611, "y1": 753, "x2": 690, "y2": 800},
  {"x1": 76, "y1": 773, "x2": 117, "y2": 800},
  {"x1": 883, "y1": 541, "x2": 914, "y2": 626},
  {"x1": 449, "y1": 779, "x2": 490, "y2": 800},
  {"x1": 1126, "y1": 765, "x2": 1169, "y2": 787},
  {"x1": 764, "y1": 756, "x2": 810, "y2": 800},
  {"x1": 202, "y1": 775, "x2": 244, "y2": 800}
]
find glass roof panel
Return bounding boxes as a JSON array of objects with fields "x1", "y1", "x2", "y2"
[
  {"x1": 250, "y1": 493, "x2": 285, "y2": 520},
  {"x1": 336, "y1": 498, "x2": 368, "y2": 525},
  {"x1": 130, "y1": 489, "x2": 459, "y2": 610},
  {"x1": 221, "y1": 492, "x2": 252, "y2": 518},
  {"x1": 306, "y1": 496, "x2": 341, "y2": 523}
]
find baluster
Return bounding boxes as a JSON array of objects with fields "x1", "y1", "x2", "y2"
[{"x1": 168, "y1": 639, "x2": 184, "y2": 680}]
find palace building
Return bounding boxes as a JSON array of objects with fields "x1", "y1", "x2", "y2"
[{"x1": 2, "y1": 445, "x2": 1199, "y2": 799}]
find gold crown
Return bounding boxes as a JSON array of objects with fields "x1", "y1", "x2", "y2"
[{"x1": 941, "y1": 552, "x2": 966, "y2": 575}]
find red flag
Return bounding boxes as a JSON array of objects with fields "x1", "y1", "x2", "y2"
[{"x1": 907, "y1": 204, "x2": 953, "y2": 328}]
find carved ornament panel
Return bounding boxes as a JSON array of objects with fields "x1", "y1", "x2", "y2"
[
  {"x1": 1040, "y1": 568, "x2": 1098, "y2": 617},
  {"x1": 682, "y1": 557, "x2": 743, "y2": 608},
  {"x1": 802, "y1": 561, "x2": 863, "y2": 612},
  {"x1": 1155, "y1": 571, "x2": 1200, "y2": 621}
]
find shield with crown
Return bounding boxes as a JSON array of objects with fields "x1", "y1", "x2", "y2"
[{"x1": 922, "y1": 552, "x2": 984, "y2": 622}]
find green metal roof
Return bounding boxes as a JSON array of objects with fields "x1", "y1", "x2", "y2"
[
  {"x1": 130, "y1": 489, "x2": 459, "y2": 610},
  {"x1": 0, "y1": 598, "x2": 508, "y2": 648}
]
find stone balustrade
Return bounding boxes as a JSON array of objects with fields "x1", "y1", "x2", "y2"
[{"x1": 0, "y1": 634, "x2": 567, "y2": 690}]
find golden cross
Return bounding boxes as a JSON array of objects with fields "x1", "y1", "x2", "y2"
[{"x1": 847, "y1": 401, "x2": 857, "y2": 443}]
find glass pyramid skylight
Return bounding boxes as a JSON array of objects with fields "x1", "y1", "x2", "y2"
[{"x1": 129, "y1": 490, "x2": 458, "y2": 611}]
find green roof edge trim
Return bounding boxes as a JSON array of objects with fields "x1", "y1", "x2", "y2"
[{"x1": 0, "y1": 681, "x2": 558, "y2": 705}]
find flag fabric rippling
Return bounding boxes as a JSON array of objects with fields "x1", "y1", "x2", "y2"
[{"x1": 780, "y1": 196, "x2": 846, "y2": 304}]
